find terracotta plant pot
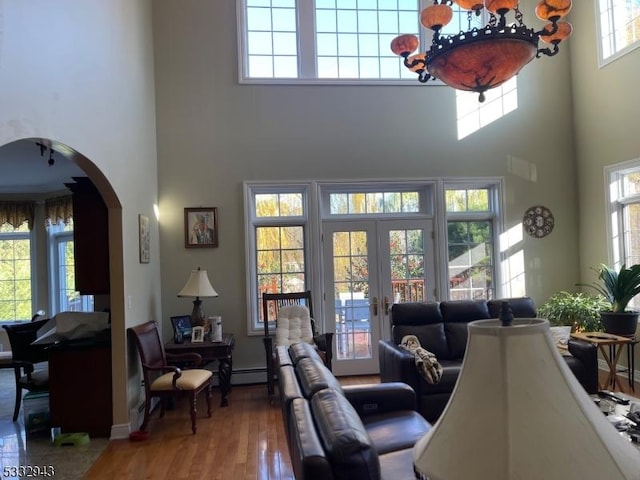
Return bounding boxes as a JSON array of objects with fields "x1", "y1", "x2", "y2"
[{"x1": 599, "y1": 311, "x2": 639, "y2": 337}]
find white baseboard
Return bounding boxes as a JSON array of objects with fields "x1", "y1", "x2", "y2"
[{"x1": 110, "y1": 423, "x2": 130, "y2": 440}]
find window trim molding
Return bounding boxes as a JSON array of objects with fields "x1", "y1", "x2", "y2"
[
  {"x1": 244, "y1": 177, "x2": 504, "y2": 335},
  {"x1": 243, "y1": 181, "x2": 314, "y2": 336},
  {"x1": 604, "y1": 157, "x2": 640, "y2": 268},
  {"x1": 595, "y1": 0, "x2": 640, "y2": 68}
]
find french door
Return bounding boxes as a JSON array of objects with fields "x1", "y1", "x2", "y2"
[{"x1": 322, "y1": 219, "x2": 436, "y2": 376}]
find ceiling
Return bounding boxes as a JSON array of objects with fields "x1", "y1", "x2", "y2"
[{"x1": 0, "y1": 139, "x2": 85, "y2": 194}]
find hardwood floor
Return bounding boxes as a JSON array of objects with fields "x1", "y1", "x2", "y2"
[
  {"x1": 81, "y1": 372, "x2": 640, "y2": 479},
  {"x1": 85, "y1": 375, "x2": 379, "y2": 480}
]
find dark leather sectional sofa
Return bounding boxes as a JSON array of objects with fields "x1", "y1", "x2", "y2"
[
  {"x1": 277, "y1": 341, "x2": 431, "y2": 480},
  {"x1": 379, "y1": 297, "x2": 599, "y2": 422}
]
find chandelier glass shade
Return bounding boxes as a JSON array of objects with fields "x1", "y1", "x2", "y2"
[{"x1": 391, "y1": 0, "x2": 573, "y2": 102}]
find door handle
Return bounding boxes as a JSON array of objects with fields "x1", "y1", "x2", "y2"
[
  {"x1": 372, "y1": 296, "x2": 378, "y2": 316},
  {"x1": 384, "y1": 296, "x2": 390, "y2": 315}
]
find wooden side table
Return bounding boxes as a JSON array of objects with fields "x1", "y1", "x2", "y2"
[
  {"x1": 165, "y1": 333, "x2": 235, "y2": 406},
  {"x1": 571, "y1": 331, "x2": 633, "y2": 392}
]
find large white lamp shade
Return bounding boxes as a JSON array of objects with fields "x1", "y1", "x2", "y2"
[{"x1": 413, "y1": 318, "x2": 640, "y2": 480}]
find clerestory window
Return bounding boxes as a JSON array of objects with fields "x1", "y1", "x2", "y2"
[
  {"x1": 237, "y1": 0, "x2": 478, "y2": 83},
  {"x1": 597, "y1": 0, "x2": 640, "y2": 66}
]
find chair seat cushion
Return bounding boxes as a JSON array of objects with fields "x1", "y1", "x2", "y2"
[
  {"x1": 151, "y1": 368, "x2": 212, "y2": 391},
  {"x1": 275, "y1": 305, "x2": 314, "y2": 346}
]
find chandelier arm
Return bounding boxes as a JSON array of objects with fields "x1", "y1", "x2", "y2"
[
  {"x1": 537, "y1": 43, "x2": 560, "y2": 58},
  {"x1": 403, "y1": 55, "x2": 426, "y2": 70},
  {"x1": 536, "y1": 19, "x2": 559, "y2": 38},
  {"x1": 418, "y1": 72, "x2": 433, "y2": 83}
]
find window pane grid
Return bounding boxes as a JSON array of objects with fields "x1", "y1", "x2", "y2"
[
  {"x1": 315, "y1": 1, "x2": 419, "y2": 79},
  {"x1": 599, "y1": 0, "x2": 640, "y2": 61},
  {"x1": 329, "y1": 191, "x2": 420, "y2": 214},
  {"x1": 0, "y1": 224, "x2": 31, "y2": 321},
  {"x1": 447, "y1": 220, "x2": 494, "y2": 300},
  {"x1": 256, "y1": 225, "x2": 306, "y2": 323},
  {"x1": 246, "y1": 3, "x2": 299, "y2": 78}
]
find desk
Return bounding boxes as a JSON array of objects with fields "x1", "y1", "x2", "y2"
[
  {"x1": 571, "y1": 331, "x2": 633, "y2": 392},
  {"x1": 165, "y1": 333, "x2": 234, "y2": 406}
]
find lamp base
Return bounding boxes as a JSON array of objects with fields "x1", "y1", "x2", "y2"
[{"x1": 190, "y1": 298, "x2": 205, "y2": 327}]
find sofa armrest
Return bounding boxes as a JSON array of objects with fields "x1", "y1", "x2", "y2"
[
  {"x1": 567, "y1": 338, "x2": 598, "y2": 394},
  {"x1": 343, "y1": 381, "x2": 417, "y2": 416},
  {"x1": 378, "y1": 340, "x2": 421, "y2": 394}
]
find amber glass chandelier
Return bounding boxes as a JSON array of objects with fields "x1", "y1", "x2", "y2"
[{"x1": 391, "y1": 0, "x2": 572, "y2": 102}]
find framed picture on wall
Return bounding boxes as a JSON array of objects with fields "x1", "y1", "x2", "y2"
[
  {"x1": 139, "y1": 214, "x2": 150, "y2": 263},
  {"x1": 184, "y1": 207, "x2": 218, "y2": 248}
]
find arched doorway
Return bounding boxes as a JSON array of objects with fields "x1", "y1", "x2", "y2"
[{"x1": 0, "y1": 137, "x2": 126, "y2": 435}]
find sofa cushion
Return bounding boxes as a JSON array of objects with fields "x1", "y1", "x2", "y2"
[
  {"x1": 295, "y1": 357, "x2": 342, "y2": 399},
  {"x1": 279, "y1": 364, "x2": 304, "y2": 443},
  {"x1": 417, "y1": 359, "x2": 461, "y2": 394},
  {"x1": 289, "y1": 398, "x2": 334, "y2": 480},
  {"x1": 487, "y1": 297, "x2": 536, "y2": 318},
  {"x1": 289, "y1": 341, "x2": 323, "y2": 364},
  {"x1": 444, "y1": 322, "x2": 468, "y2": 359},
  {"x1": 361, "y1": 410, "x2": 431, "y2": 455},
  {"x1": 311, "y1": 388, "x2": 380, "y2": 480},
  {"x1": 390, "y1": 302, "x2": 442, "y2": 327},
  {"x1": 275, "y1": 345, "x2": 293, "y2": 367},
  {"x1": 439, "y1": 299, "x2": 491, "y2": 323},
  {"x1": 394, "y1": 323, "x2": 450, "y2": 360}
]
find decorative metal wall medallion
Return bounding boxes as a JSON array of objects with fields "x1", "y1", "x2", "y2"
[{"x1": 523, "y1": 205, "x2": 554, "y2": 238}]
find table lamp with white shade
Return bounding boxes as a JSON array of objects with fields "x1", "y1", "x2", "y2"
[
  {"x1": 413, "y1": 315, "x2": 640, "y2": 480},
  {"x1": 177, "y1": 267, "x2": 218, "y2": 327}
]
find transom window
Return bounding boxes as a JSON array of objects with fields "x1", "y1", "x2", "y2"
[
  {"x1": 238, "y1": 0, "x2": 480, "y2": 83},
  {"x1": 329, "y1": 191, "x2": 420, "y2": 214},
  {"x1": 598, "y1": 0, "x2": 640, "y2": 66}
]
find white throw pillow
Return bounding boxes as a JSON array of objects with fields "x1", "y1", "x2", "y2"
[{"x1": 549, "y1": 326, "x2": 572, "y2": 354}]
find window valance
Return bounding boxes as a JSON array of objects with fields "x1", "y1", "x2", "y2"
[
  {"x1": 0, "y1": 201, "x2": 35, "y2": 229},
  {"x1": 44, "y1": 195, "x2": 73, "y2": 228}
]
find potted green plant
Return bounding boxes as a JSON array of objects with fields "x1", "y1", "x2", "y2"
[
  {"x1": 579, "y1": 263, "x2": 640, "y2": 336},
  {"x1": 537, "y1": 291, "x2": 609, "y2": 332}
]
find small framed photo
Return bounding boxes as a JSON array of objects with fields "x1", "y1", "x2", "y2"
[
  {"x1": 185, "y1": 208, "x2": 218, "y2": 248},
  {"x1": 170, "y1": 315, "x2": 192, "y2": 340},
  {"x1": 138, "y1": 214, "x2": 150, "y2": 263},
  {"x1": 191, "y1": 326, "x2": 204, "y2": 343}
]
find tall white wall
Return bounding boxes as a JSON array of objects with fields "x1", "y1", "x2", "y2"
[
  {"x1": 153, "y1": 0, "x2": 581, "y2": 371},
  {"x1": 0, "y1": 0, "x2": 159, "y2": 431}
]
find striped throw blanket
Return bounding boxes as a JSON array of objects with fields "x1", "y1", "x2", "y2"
[{"x1": 400, "y1": 335, "x2": 443, "y2": 385}]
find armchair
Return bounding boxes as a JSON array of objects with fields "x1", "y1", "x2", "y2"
[
  {"x1": 262, "y1": 291, "x2": 333, "y2": 401},
  {"x1": 127, "y1": 320, "x2": 213, "y2": 434},
  {"x1": 2, "y1": 318, "x2": 50, "y2": 421}
]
